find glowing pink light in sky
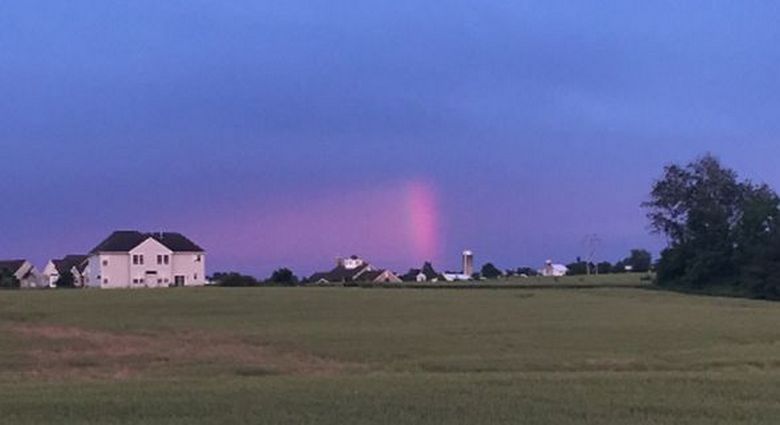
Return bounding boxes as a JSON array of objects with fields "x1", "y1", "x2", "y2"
[
  {"x1": 405, "y1": 181, "x2": 441, "y2": 262},
  {"x1": 188, "y1": 179, "x2": 443, "y2": 275}
]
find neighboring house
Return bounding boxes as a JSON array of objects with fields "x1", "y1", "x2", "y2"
[
  {"x1": 43, "y1": 255, "x2": 89, "y2": 288},
  {"x1": 84, "y1": 231, "x2": 206, "y2": 289},
  {"x1": 309, "y1": 255, "x2": 401, "y2": 284},
  {"x1": 540, "y1": 260, "x2": 568, "y2": 277},
  {"x1": 401, "y1": 262, "x2": 442, "y2": 282},
  {"x1": 0, "y1": 260, "x2": 44, "y2": 289}
]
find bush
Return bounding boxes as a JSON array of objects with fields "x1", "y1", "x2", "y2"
[{"x1": 210, "y1": 272, "x2": 260, "y2": 287}]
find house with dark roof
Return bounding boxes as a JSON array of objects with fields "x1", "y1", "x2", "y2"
[
  {"x1": 42, "y1": 255, "x2": 89, "y2": 288},
  {"x1": 309, "y1": 255, "x2": 401, "y2": 285},
  {"x1": 401, "y1": 262, "x2": 443, "y2": 282},
  {"x1": 0, "y1": 259, "x2": 43, "y2": 288},
  {"x1": 84, "y1": 231, "x2": 206, "y2": 289}
]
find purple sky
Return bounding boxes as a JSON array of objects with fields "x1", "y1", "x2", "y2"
[{"x1": 2, "y1": 1, "x2": 780, "y2": 276}]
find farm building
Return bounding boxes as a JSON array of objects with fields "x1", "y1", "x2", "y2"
[
  {"x1": 309, "y1": 255, "x2": 401, "y2": 284},
  {"x1": 401, "y1": 262, "x2": 443, "y2": 282},
  {"x1": 541, "y1": 260, "x2": 569, "y2": 277}
]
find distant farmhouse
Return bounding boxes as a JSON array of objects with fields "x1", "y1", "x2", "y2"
[
  {"x1": 0, "y1": 260, "x2": 43, "y2": 288},
  {"x1": 441, "y1": 250, "x2": 475, "y2": 282},
  {"x1": 309, "y1": 255, "x2": 401, "y2": 284},
  {"x1": 401, "y1": 262, "x2": 444, "y2": 282},
  {"x1": 84, "y1": 231, "x2": 206, "y2": 289},
  {"x1": 540, "y1": 260, "x2": 568, "y2": 277},
  {"x1": 42, "y1": 255, "x2": 89, "y2": 288}
]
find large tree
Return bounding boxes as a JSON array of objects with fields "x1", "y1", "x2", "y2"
[
  {"x1": 644, "y1": 154, "x2": 780, "y2": 291},
  {"x1": 268, "y1": 268, "x2": 299, "y2": 286},
  {"x1": 480, "y1": 263, "x2": 503, "y2": 279},
  {"x1": 625, "y1": 249, "x2": 652, "y2": 273}
]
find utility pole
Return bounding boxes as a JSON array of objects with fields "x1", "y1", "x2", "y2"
[{"x1": 583, "y1": 234, "x2": 601, "y2": 275}]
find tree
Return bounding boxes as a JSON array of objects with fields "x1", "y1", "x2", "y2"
[
  {"x1": 742, "y1": 227, "x2": 780, "y2": 300},
  {"x1": 644, "y1": 154, "x2": 780, "y2": 292},
  {"x1": 210, "y1": 272, "x2": 259, "y2": 287},
  {"x1": 421, "y1": 262, "x2": 439, "y2": 280},
  {"x1": 480, "y1": 263, "x2": 503, "y2": 279},
  {"x1": 644, "y1": 155, "x2": 743, "y2": 285},
  {"x1": 596, "y1": 261, "x2": 613, "y2": 274},
  {"x1": 625, "y1": 249, "x2": 652, "y2": 273},
  {"x1": 0, "y1": 268, "x2": 20, "y2": 289},
  {"x1": 612, "y1": 260, "x2": 627, "y2": 273},
  {"x1": 566, "y1": 258, "x2": 593, "y2": 275},
  {"x1": 515, "y1": 267, "x2": 538, "y2": 277},
  {"x1": 268, "y1": 268, "x2": 299, "y2": 286},
  {"x1": 55, "y1": 271, "x2": 76, "y2": 288}
]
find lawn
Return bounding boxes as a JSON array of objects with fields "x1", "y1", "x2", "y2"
[{"x1": 0, "y1": 280, "x2": 778, "y2": 424}]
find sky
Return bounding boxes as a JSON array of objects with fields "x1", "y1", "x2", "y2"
[{"x1": 2, "y1": 1, "x2": 780, "y2": 276}]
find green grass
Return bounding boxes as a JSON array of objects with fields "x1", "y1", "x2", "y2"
[{"x1": 0, "y1": 282, "x2": 778, "y2": 424}]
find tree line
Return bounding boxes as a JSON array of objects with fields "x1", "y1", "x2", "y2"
[{"x1": 645, "y1": 154, "x2": 780, "y2": 299}]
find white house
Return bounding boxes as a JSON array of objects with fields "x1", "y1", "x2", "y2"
[
  {"x1": 540, "y1": 260, "x2": 568, "y2": 277},
  {"x1": 42, "y1": 255, "x2": 89, "y2": 288},
  {"x1": 84, "y1": 231, "x2": 206, "y2": 289},
  {"x1": 0, "y1": 260, "x2": 44, "y2": 288}
]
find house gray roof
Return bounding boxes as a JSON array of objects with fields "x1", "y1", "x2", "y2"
[
  {"x1": 90, "y1": 231, "x2": 205, "y2": 254},
  {"x1": 52, "y1": 255, "x2": 89, "y2": 274},
  {"x1": 357, "y1": 270, "x2": 384, "y2": 282},
  {"x1": 0, "y1": 260, "x2": 25, "y2": 273},
  {"x1": 310, "y1": 264, "x2": 370, "y2": 283}
]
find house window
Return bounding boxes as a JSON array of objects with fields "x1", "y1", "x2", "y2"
[
  {"x1": 133, "y1": 255, "x2": 145, "y2": 265},
  {"x1": 102, "y1": 260, "x2": 108, "y2": 266},
  {"x1": 133, "y1": 279, "x2": 138, "y2": 284},
  {"x1": 103, "y1": 278, "x2": 109, "y2": 284},
  {"x1": 195, "y1": 255, "x2": 201, "y2": 262},
  {"x1": 157, "y1": 255, "x2": 162, "y2": 265},
  {"x1": 157, "y1": 278, "x2": 162, "y2": 284},
  {"x1": 194, "y1": 273, "x2": 198, "y2": 280},
  {"x1": 164, "y1": 255, "x2": 170, "y2": 265}
]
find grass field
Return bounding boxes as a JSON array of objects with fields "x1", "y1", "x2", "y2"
[{"x1": 0, "y1": 275, "x2": 778, "y2": 424}]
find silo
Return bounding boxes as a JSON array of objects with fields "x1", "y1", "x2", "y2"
[{"x1": 462, "y1": 250, "x2": 474, "y2": 276}]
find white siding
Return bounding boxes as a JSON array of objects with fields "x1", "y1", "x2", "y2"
[
  {"x1": 96, "y1": 253, "x2": 131, "y2": 289},
  {"x1": 42, "y1": 261, "x2": 59, "y2": 287},
  {"x1": 129, "y1": 238, "x2": 174, "y2": 288},
  {"x1": 172, "y1": 252, "x2": 206, "y2": 287}
]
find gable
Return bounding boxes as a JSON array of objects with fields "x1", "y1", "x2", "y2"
[{"x1": 129, "y1": 237, "x2": 174, "y2": 255}]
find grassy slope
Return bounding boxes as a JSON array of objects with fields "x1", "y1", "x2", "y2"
[{"x1": 0, "y1": 281, "x2": 778, "y2": 424}]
